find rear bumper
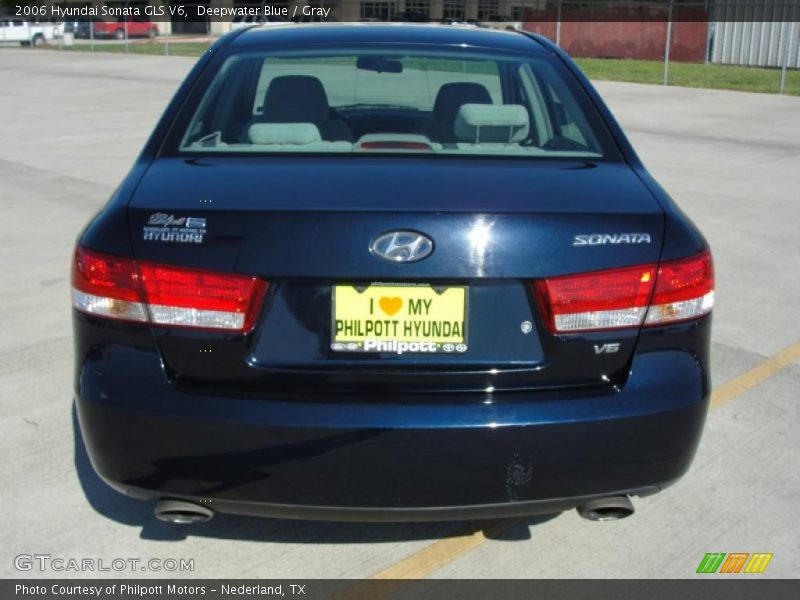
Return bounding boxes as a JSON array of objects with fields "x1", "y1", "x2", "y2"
[
  {"x1": 75, "y1": 339, "x2": 709, "y2": 521},
  {"x1": 136, "y1": 488, "x2": 665, "y2": 522}
]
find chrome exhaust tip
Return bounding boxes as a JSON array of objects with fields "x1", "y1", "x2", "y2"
[
  {"x1": 154, "y1": 499, "x2": 214, "y2": 524},
  {"x1": 576, "y1": 496, "x2": 635, "y2": 521}
]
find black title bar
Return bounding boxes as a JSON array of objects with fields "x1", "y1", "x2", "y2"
[{"x1": 1, "y1": 1, "x2": 800, "y2": 23}]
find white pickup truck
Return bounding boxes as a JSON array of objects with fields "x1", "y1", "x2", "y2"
[
  {"x1": 477, "y1": 15, "x2": 523, "y2": 32},
  {"x1": 0, "y1": 18, "x2": 57, "y2": 46}
]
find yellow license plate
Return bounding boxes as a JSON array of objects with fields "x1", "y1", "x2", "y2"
[{"x1": 332, "y1": 284, "x2": 468, "y2": 354}]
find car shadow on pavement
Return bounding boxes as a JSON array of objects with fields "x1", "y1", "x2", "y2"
[{"x1": 72, "y1": 403, "x2": 560, "y2": 543}]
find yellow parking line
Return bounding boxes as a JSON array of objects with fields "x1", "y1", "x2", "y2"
[
  {"x1": 371, "y1": 520, "x2": 512, "y2": 580},
  {"x1": 710, "y1": 340, "x2": 800, "y2": 409},
  {"x1": 335, "y1": 521, "x2": 514, "y2": 600},
  {"x1": 338, "y1": 340, "x2": 800, "y2": 593}
]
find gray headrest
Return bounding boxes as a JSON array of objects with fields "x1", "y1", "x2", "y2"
[
  {"x1": 248, "y1": 123, "x2": 322, "y2": 145},
  {"x1": 433, "y1": 82, "x2": 492, "y2": 126},
  {"x1": 454, "y1": 104, "x2": 530, "y2": 143},
  {"x1": 262, "y1": 76, "x2": 330, "y2": 125}
]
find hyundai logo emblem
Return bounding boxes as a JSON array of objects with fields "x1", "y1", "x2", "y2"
[{"x1": 370, "y1": 230, "x2": 434, "y2": 263}]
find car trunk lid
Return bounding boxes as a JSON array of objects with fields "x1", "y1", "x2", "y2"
[{"x1": 126, "y1": 157, "x2": 664, "y2": 393}]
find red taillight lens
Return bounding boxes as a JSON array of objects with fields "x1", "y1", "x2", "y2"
[
  {"x1": 534, "y1": 251, "x2": 714, "y2": 334},
  {"x1": 534, "y1": 264, "x2": 656, "y2": 333},
  {"x1": 71, "y1": 247, "x2": 147, "y2": 323},
  {"x1": 644, "y1": 250, "x2": 714, "y2": 326},
  {"x1": 71, "y1": 246, "x2": 267, "y2": 333},
  {"x1": 138, "y1": 261, "x2": 266, "y2": 332}
]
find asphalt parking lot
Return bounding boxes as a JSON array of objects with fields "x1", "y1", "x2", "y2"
[{"x1": 1, "y1": 48, "x2": 799, "y2": 580}]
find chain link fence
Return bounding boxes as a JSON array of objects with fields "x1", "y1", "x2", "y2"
[
  {"x1": 518, "y1": 0, "x2": 799, "y2": 94},
  {"x1": 1, "y1": 1, "x2": 798, "y2": 94}
]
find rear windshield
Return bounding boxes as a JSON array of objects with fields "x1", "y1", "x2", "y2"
[{"x1": 176, "y1": 49, "x2": 617, "y2": 159}]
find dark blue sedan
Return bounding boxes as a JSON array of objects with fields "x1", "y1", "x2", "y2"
[{"x1": 72, "y1": 24, "x2": 713, "y2": 524}]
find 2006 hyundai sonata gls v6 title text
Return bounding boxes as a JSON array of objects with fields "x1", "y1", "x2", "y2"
[{"x1": 72, "y1": 24, "x2": 713, "y2": 524}]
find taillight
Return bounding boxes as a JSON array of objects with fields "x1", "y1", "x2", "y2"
[
  {"x1": 534, "y1": 264, "x2": 656, "y2": 333},
  {"x1": 644, "y1": 251, "x2": 714, "y2": 327},
  {"x1": 71, "y1": 247, "x2": 148, "y2": 323},
  {"x1": 534, "y1": 251, "x2": 714, "y2": 334},
  {"x1": 71, "y1": 246, "x2": 267, "y2": 333}
]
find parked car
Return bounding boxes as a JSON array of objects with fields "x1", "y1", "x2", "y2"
[
  {"x1": 230, "y1": 14, "x2": 288, "y2": 32},
  {"x1": 92, "y1": 18, "x2": 158, "y2": 40},
  {"x1": 0, "y1": 18, "x2": 57, "y2": 46},
  {"x1": 390, "y1": 11, "x2": 431, "y2": 22},
  {"x1": 64, "y1": 18, "x2": 103, "y2": 39},
  {"x1": 73, "y1": 24, "x2": 713, "y2": 524},
  {"x1": 478, "y1": 15, "x2": 523, "y2": 31},
  {"x1": 440, "y1": 18, "x2": 478, "y2": 27}
]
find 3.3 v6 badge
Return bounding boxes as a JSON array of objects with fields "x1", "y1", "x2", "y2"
[{"x1": 143, "y1": 213, "x2": 207, "y2": 244}]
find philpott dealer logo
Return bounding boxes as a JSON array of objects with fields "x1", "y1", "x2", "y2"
[{"x1": 696, "y1": 552, "x2": 773, "y2": 574}]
